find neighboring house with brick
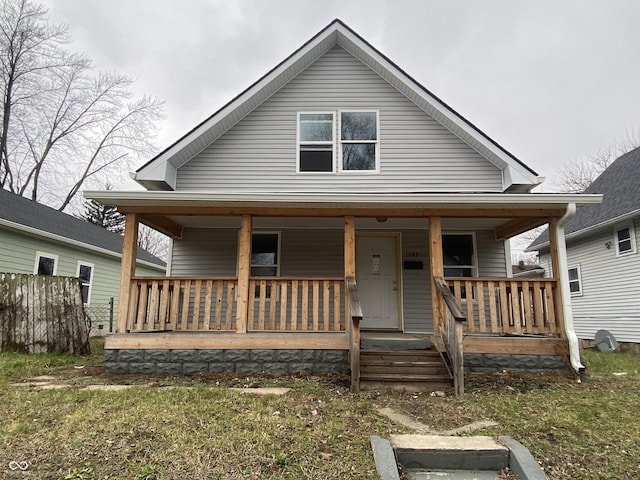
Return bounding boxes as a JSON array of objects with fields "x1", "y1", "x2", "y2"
[
  {"x1": 0, "y1": 188, "x2": 166, "y2": 334},
  {"x1": 86, "y1": 20, "x2": 600, "y2": 391},
  {"x1": 528, "y1": 146, "x2": 640, "y2": 349}
]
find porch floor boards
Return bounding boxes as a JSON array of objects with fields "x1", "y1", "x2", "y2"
[{"x1": 359, "y1": 332, "x2": 453, "y2": 392}]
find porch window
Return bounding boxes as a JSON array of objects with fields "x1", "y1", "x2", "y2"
[
  {"x1": 615, "y1": 224, "x2": 636, "y2": 256},
  {"x1": 77, "y1": 262, "x2": 94, "y2": 304},
  {"x1": 340, "y1": 111, "x2": 378, "y2": 172},
  {"x1": 568, "y1": 265, "x2": 582, "y2": 296},
  {"x1": 298, "y1": 113, "x2": 334, "y2": 172},
  {"x1": 251, "y1": 232, "x2": 280, "y2": 298},
  {"x1": 442, "y1": 234, "x2": 476, "y2": 277},
  {"x1": 35, "y1": 252, "x2": 57, "y2": 276}
]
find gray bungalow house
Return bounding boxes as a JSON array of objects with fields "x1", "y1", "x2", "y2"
[
  {"x1": 528, "y1": 146, "x2": 640, "y2": 349},
  {"x1": 0, "y1": 189, "x2": 166, "y2": 334},
  {"x1": 86, "y1": 20, "x2": 600, "y2": 392}
]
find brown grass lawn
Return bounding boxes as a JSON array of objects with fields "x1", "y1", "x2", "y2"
[{"x1": 1, "y1": 338, "x2": 639, "y2": 479}]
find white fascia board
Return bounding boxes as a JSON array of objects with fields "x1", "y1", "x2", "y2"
[
  {"x1": 84, "y1": 190, "x2": 602, "y2": 210},
  {"x1": 527, "y1": 208, "x2": 640, "y2": 252},
  {"x1": 0, "y1": 218, "x2": 165, "y2": 271}
]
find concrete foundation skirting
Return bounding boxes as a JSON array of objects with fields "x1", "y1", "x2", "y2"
[
  {"x1": 464, "y1": 353, "x2": 568, "y2": 373},
  {"x1": 103, "y1": 348, "x2": 349, "y2": 375}
]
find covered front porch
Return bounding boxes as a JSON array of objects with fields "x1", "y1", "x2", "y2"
[{"x1": 88, "y1": 191, "x2": 601, "y2": 393}]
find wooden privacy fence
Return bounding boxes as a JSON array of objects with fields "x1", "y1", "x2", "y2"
[
  {"x1": 446, "y1": 278, "x2": 562, "y2": 336},
  {"x1": 127, "y1": 277, "x2": 346, "y2": 332},
  {"x1": 0, "y1": 272, "x2": 90, "y2": 354}
]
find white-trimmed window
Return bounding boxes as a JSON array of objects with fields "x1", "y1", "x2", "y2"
[
  {"x1": 443, "y1": 234, "x2": 477, "y2": 278},
  {"x1": 615, "y1": 224, "x2": 636, "y2": 256},
  {"x1": 251, "y1": 232, "x2": 280, "y2": 299},
  {"x1": 34, "y1": 252, "x2": 58, "y2": 276},
  {"x1": 339, "y1": 110, "x2": 379, "y2": 172},
  {"x1": 568, "y1": 265, "x2": 582, "y2": 296},
  {"x1": 298, "y1": 112, "x2": 335, "y2": 172},
  {"x1": 297, "y1": 110, "x2": 380, "y2": 173},
  {"x1": 77, "y1": 262, "x2": 94, "y2": 304}
]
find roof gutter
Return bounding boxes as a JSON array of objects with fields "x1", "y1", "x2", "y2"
[{"x1": 553, "y1": 203, "x2": 584, "y2": 372}]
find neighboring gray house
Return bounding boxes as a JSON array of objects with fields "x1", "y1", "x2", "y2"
[
  {"x1": 87, "y1": 19, "x2": 600, "y2": 388},
  {"x1": 0, "y1": 188, "x2": 166, "y2": 334},
  {"x1": 528, "y1": 146, "x2": 640, "y2": 346}
]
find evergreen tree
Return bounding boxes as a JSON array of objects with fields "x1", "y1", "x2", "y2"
[{"x1": 78, "y1": 184, "x2": 125, "y2": 234}]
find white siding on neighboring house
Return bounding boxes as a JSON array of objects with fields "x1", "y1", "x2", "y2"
[
  {"x1": 176, "y1": 46, "x2": 503, "y2": 193},
  {"x1": 540, "y1": 217, "x2": 640, "y2": 343}
]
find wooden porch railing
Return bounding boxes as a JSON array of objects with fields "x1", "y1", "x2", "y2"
[
  {"x1": 127, "y1": 277, "x2": 238, "y2": 332},
  {"x1": 434, "y1": 277, "x2": 465, "y2": 396},
  {"x1": 247, "y1": 278, "x2": 345, "y2": 331},
  {"x1": 126, "y1": 277, "x2": 346, "y2": 333},
  {"x1": 445, "y1": 278, "x2": 562, "y2": 337},
  {"x1": 346, "y1": 277, "x2": 362, "y2": 393}
]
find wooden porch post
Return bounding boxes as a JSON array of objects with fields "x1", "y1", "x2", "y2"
[
  {"x1": 117, "y1": 213, "x2": 139, "y2": 333},
  {"x1": 344, "y1": 216, "x2": 359, "y2": 392},
  {"x1": 236, "y1": 214, "x2": 252, "y2": 333},
  {"x1": 548, "y1": 218, "x2": 566, "y2": 334},
  {"x1": 429, "y1": 217, "x2": 445, "y2": 347}
]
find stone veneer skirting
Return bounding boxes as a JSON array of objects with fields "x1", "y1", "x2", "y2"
[
  {"x1": 104, "y1": 349, "x2": 349, "y2": 375},
  {"x1": 464, "y1": 353, "x2": 568, "y2": 373}
]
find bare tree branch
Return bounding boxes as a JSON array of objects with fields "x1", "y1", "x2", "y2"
[{"x1": 0, "y1": 0, "x2": 164, "y2": 210}]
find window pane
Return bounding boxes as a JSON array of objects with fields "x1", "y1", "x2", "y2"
[
  {"x1": 300, "y1": 121, "x2": 333, "y2": 142},
  {"x1": 81, "y1": 285, "x2": 90, "y2": 303},
  {"x1": 619, "y1": 239, "x2": 632, "y2": 252},
  {"x1": 444, "y1": 267, "x2": 473, "y2": 277},
  {"x1": 251, "y1": 266, "x2": 277, "y2": 276},
  {"x1": 342, "y1": 144, "x2": 375, "y2": 170},
  {"x1": 79, "y1": 264, "x2": 92, "y2": 283},
  {"x1": 341, "y1": 112, "x2": 377, "y2": 140},
  {"x1": 251, "y1": 252, "x2": 276, "y2": 265},
  {"x1": 300, "y1": 147, "x2": 333, "y2": 172},
  {"x1": 568, "y1": 268, "x2": 578, "y2": 281},
  {"x1": 301, "y1": 113, "x2": 332, "y2": 122},
  {"x1": 443, "y1": 235, "x2": 474, "y2": 266},
  {"x1": 569, "y1": 281, "x2": 580, "y2": 293},
  {"x1": 617, "y1": 227, "x2": 631, "y2": 242},
  {"x1": 38, "y1": 257, "x2": 55, "y2": 275}
]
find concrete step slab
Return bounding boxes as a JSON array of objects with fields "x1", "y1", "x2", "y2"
[
  {"x1": 391, "y1": 435, "x2": 509, "y2": 471},
  {"x1": 405, "y1": 468, "x2": 500, "y2": 479}
]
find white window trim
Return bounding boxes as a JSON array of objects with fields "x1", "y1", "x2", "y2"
[
  {"x1": 77, "y1": 261, "x2": 94, "y2": 305},
  {"x1": 248, "y1": 231, "x2": 281, "y2": 277},
  {"x1": 296, "y1": 111, "x2": 336, "y2": 174},
  {"x1": 34, "y1": 251, "x2": 58, "y2": 275},
  {"x1": 614, "y1": 223, "x2": 636, "y2": 256},
  {"x1": 568, "y1": 265, "x2": 582, "y2": 297},
  {"x1": 338, "y1": 109, "x2": 380, "y2": 174},
  {"x1": 442, "y1": 232, "x2": 479, "y2": 278}
]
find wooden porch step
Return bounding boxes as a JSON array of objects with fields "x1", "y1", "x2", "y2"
[{"x1": 359, "y1": 349, "x2": 453, "y2": 392}]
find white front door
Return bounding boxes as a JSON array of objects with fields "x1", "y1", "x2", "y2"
[{"x1": 356, "y1": 234, "x2": 401, "y2": 330}]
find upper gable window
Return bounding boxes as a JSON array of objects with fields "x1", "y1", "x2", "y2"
[
  {"x1": 615, "y1": 224, "x2": 636, "y2": 256},
  {"x1": 297, "y1": 111, "x2": 379, "y2": 173},
  {"x1": 340, "y1": 111, "x2": 378, "y2": 172},
  {"x1": 298, "y1": 113, "x2": 335, "y2": 172}
]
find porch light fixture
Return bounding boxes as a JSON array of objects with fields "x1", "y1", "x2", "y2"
[
  {"x1": 376, "y1": 217, "x2": 388, "y2": 223},
  {"x1": 605, "y1": 241, "x2": 612, "y2": 249}
]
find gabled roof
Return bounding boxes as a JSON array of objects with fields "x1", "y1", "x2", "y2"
[
  {"x1": 133, "y1": 19, "x2": 542, "y2": 192},
  {"x1": 0, "y1": 188, "x2": 165, "y2": 268},
  {"x1": 528, "y1": 146, "x2": 640, "y2": 250}
]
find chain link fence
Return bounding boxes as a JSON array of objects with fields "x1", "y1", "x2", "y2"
[{"x1": 85, "y1": 298, "x2": 114, "y2": 336}]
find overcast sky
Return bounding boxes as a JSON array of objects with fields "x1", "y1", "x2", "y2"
[{"x1": 42, "y1": 0, "x2": 640, "y2": 191}]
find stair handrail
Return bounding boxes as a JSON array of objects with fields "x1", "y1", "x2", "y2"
[
  {"x1": 434, "y1": 276, "x2": 466, "y2": 396},
  {"x1": 346, "y1": 276, "x2": 362, "y2": 393}
]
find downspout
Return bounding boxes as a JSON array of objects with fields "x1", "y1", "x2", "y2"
[{"x1": 554, "y1": 203, "x2": 584, "y2": 372}]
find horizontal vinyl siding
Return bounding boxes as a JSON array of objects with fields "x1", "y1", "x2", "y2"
[
  {"x1": 401, "y1": 230, "x2": 432, "y2": 333},
  {"x1": 170, "y1": 228, "x2": 239, "y2": 276},
  {"x1": 561, "y1": 220, "x2": 640, "y2": 343},
  {"x1": 177, "y1": 46, "x2": 503, "y2": 192},
  {"x1": 0, "y1": 227, "x2": 161, "y2": 313},
  {"x1": 475, "y1": 231, "x2": 508, "y2": 277},
  {"x1": 280, "y1": 230, "x2": 343, "y2": 277}
]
